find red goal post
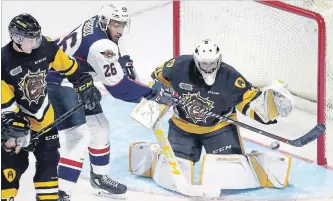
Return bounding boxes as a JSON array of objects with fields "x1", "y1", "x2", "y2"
[{"x1": 173, "y1": 0, "x2": 332, "y2": 166}]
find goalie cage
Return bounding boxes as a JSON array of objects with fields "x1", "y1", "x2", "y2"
[{"x1": 172, "y1": 0, "x2": 333, "y2": 166}]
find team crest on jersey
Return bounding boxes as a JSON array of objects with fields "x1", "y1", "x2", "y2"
[
  {"x1": 19, "y1": 69, "x2": 46, "y2": 105},
  {"x1": 101, "y1": 50, "x2": 116, "y2": 59},
  {"x1": 181, "y1": 92, "x2": 214, "y2": 123}
]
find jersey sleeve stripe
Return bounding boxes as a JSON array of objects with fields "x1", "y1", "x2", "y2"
[
  {"x1": 1, "y1": 80, "x2": 15, "y2": 104},
  {"x1": 1, "y1": 103, "x2": 19, "y2": 113},
  {"x1": 152, "y1": 65, "x2": 172, "y2": 88},
  {"x1": 21, "y1": 100, "x2": 51, "y2": 122},
  {"x1": 1, "y1": 80, "x2": 19, "y2": 113},
  {"x1": 56, "y1": 62, "x2": 77, "y2": 76},
  {"x1": 49, "y1": 49, "x2": 78, "y2": 76},
  {"x1": 236, "y1": 88, "x2": 261, "y2": 114},
  {"x1": 1, "y1": 98, "x2": 16, "y2": 110}
]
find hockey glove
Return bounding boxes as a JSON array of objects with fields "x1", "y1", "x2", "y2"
[
  {"x1": 146, "y1": 81, "x2": 177, "y2": 106},
  {"x1": 119, "y1": 55, "x2": 139, "y2": 81},
  {"x1": 73, "y1": 74, "x2": 102, "y2": 110},
  {"x1": 249, "y1": 80, "x2": 294, "y2": 123},
  {"x1": 1, "y1": 112, "x2": 31, "y2": 154}
]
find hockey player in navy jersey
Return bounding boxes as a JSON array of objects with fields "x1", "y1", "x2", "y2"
[
  {"x1": 1, "y1": 14, "x2": 101, "y2": 201},
  {"x1": 45, "y1": 3, "x2": 173, "y2": 200},
  {"x1": 129, "y1": 39, "x2": 295, "y2": 195}
]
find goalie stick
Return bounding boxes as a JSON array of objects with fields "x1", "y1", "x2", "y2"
[
  {"x1": 129, "y1": 82, "x2": 220, "y2": 197},
  {"x1": 152, "y1": 105, "x2": 221, "y2": 197},
  {"x1": 173, "y1": 97, "x2": 326, "y2": 147}
]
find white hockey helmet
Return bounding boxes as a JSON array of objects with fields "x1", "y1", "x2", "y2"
[
  {"x1": 98, "y1": 3, "x2": 130, "y2": 31},
  {"x1": 193, "y1": 39, "x2": 222, "y2": 85}
]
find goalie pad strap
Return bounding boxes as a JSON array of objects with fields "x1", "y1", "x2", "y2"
[
  {"x1": 129, "y1": 142, "x2": 194, "y2": 192},
  {"x1": 200, "y1": 152, "x2": 292, "y2": 189}
]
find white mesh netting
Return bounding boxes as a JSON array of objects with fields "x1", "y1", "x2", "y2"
[{"x1": 177, "y1": 0, "x2": 333, "y2": 165}]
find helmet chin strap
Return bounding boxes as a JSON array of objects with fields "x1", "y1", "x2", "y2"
[{"x1": 13, "y1": 41, "x2": 24, "y2": 51}]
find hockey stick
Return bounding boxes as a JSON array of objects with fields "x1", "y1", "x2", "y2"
[
  {"x1": 152, "y1": 105, "x2": 221, "y2": 197},
  {"x1": 30, "y1": 102, "x2": 85, "y2": 141},
  {"x1": 172, "y1": 97, "x2": 326, "y2": 147}
]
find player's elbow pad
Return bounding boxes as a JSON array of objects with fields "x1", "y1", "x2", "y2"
[{"x1": 104, "y1": 77, "x2": 151, "y2": 103}]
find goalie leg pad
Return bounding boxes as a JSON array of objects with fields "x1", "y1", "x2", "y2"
[
  {"x1": 200, "y1": 151, "x2": 291, "y2": 189},
  {"x1": 153, "y1": 154, "x2": 194, "y2": 192},
  {"x1": 129, "y1": 142, "x2": 160, "y2": 177},
  {"x1": 129, "y1": 142, "x2": 194, "y2": 192},
  {"x1": 86, "y1": 113, "x2": 111, "y2": 175},
  {"x1": 248, "y1": 151, "x2": 292, "y2": 188}
]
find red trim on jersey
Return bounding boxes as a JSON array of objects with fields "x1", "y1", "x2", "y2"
[
  {"x1": 88, "y1": 146, "x2": 110, "y2": 154},
  {"x1": 59, "y1": 158, "x2": 83, "y2": 168}
]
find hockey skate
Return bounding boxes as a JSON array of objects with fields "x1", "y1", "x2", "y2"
[
  {"x1": 58, "y1": 190, "x2": 71, "y2": 201},
  {"x1": 90, "y1": 171, "x2": 127, "y2": 199}
]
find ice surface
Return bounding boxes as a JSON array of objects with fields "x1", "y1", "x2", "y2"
[{"x1": 15, "y1": 96, "x2": 333, "y2": 201}]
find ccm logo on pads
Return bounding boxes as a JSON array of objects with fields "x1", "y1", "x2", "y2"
[{"x1": 45, "y1": 135, "x2": 59, "y2": 140}]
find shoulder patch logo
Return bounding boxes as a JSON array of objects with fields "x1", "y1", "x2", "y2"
[
  {"x1": 235, "y1": 77, "x2": 246, "y2": 88},
  {"x1": 10, "y1": 66, "x2": 22, "y2": 76},
  {"x1": 166, "y1": 59, "x2": 175, "y2": 68},
  {"x1": 101, "y1": 50, "x2": 116, "y2": 60},
  {"x1": 179, "y1": 83, "x2": 193, "y2": 91},
  {"x1": 3, "y1": 168, "x2": 16, "y2": 183}
]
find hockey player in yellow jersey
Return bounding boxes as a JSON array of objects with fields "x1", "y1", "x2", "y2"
[
  {"x1": 1, "y1": 13, "x2": 101, "y2": 201},
  {"x1": 129, "y1": 39, "x2": 295, "y2": 195}
]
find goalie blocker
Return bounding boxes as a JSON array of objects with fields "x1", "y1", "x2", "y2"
[{"x1": 129, "y1": 142, "x2": 291, "y2": 190}]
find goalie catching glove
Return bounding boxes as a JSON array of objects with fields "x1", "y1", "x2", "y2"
[
  {"x1": 1, "y1": 112, "x2": 31, "y2": 154},
  {"x1": 72, "y1": 74, "x2": 102, "y2": 110},
  {"x1": 249, "y1": 80, "x2": 295, "y2": 123}
]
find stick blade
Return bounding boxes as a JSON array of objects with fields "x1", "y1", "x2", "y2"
[{"x1": 288, "y1": 124, "x2": 326, "y2": 147}]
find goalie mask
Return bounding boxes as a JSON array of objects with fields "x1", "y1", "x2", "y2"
[
  {"x1": 98, "y1": 3, "x2": 131, "y2": 43},
  {"x1": 193, "y1": 39, "x2": 222, "y2": 85}
]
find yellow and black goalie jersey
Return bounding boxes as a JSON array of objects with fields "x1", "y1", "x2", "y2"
[
  {"x1": 1, "y1": 36, "x2": 79, "y2": 131},
  {"x1": 152, "y1": 55, "x2": 263, "y2": 134}
]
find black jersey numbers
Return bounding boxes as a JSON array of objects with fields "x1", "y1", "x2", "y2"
[
  {"x1": 55, "y1": 32, "x2": 78, "y2": 52},
  {"x1": 104, "y1": 63, "x2": 117, "y2": 77}
]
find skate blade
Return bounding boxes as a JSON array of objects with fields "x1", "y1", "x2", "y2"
[{"x1": 91, "y1": 188, "x2": 127, "y2": 200}]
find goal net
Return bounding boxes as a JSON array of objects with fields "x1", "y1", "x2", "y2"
[{"x1": 173, "y1": 0, "x2": 333, "y2": 166}]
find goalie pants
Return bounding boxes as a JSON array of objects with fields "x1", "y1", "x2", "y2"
[
  {"x1": 168, "y1": 120, "x2": 244, "y2": 163},
  {"x1": 1, "y1": 128, "x2": 60, "y2": 201}
]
